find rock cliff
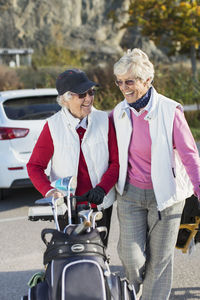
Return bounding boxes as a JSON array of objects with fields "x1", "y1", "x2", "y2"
[{"x1": 0, "y1": 0, "x2": 166, "y2": 64}]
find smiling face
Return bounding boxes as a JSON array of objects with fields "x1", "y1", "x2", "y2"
[
  {"x1": 116, "y1": 72, "x2": 150, "y2": 104},
  {"x1": 63, "y1": 90, "x2": 94, "y2": 119}
]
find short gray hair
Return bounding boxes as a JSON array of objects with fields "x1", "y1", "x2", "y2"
[
  {"x1": 114, "y1": 48, "x2": 154, "y2": 84},
  {"x1": 56, "y1": 91, "x2": 72, "y2": 107}
]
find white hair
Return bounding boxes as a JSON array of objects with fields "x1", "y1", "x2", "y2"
[
  {"x1": 56, "y1": 91, "x2": 72, "y2": 107},
  {"x1": 114, "y1": 48, "x2": 154, "y2": 84}
]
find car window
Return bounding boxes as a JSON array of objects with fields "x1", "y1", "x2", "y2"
[{"x1": 3, "y1": 96, "x2": 61, "y2": 120}]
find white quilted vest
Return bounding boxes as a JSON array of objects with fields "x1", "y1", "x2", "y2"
[{"x1": 47, "y1": 107, "x2": 115, "y2": 209}]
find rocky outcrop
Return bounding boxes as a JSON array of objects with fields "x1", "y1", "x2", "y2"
[{"x1": 0, "y1": 0, "x2": 167, "y2": 65}]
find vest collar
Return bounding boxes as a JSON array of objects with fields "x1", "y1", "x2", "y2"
[
  {"x1": 118, "y1": 86, "x2": 158, "y2": 120},
  {"x1": 144, "y1": 87, "x2": 159, "y2": 121},
  {"x1": 61, "y1": 107, "x2": 97, "y2": 130},
  {"x1": 62, "y1": 107, "x2": 81, "y2": 129},
  {"x1": 118, "y1": 100, "x2": 131, "y2": 119}
]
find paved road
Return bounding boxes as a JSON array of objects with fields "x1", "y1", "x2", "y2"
[{"x1": 0, "y1": 187, "x2": 200, "y2": 300}]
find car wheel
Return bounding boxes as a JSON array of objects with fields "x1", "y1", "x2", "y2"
[{"x1": 0, "y1": 189, "x2": 4, "y2": 200}]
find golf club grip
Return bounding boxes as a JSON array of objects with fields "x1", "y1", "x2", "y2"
[{"x1": 72, "y1": 220, "x2": 91, "y2": 236}]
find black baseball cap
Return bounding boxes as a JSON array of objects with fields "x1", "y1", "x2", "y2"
[{"x1": 56, "y1": 68, "x2": 98, "y2": 95}]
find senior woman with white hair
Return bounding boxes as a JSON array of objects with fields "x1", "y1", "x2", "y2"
[
  {"x1": 27, "y1": 68, "x2": 119, "y2": 247},
  {"x1": 111, "y1": 48, "x2": 200, "y2": 299}
]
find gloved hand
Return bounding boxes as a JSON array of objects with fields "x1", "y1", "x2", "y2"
[{"x1": 83, "y1": 186, "x2": 105, "y2": 205}]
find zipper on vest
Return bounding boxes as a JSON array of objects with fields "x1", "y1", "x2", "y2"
[{"x1": 172, "y1": 167, "x2": 176, "y2": 178}]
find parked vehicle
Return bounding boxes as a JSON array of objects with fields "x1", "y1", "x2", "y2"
[{"x1": 0, "y1": 88, "x2": 60, "y2": 200}]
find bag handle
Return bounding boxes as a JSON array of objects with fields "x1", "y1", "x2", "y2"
[{"x1": 41, "y1": 228, "x2": 58, "y2": 246}]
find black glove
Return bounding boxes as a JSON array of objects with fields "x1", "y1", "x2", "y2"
[{"x1": 83, "y1": 186, "x2": 105, "y2": 205}]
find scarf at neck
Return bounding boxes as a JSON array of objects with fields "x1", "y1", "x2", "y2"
[{"x1": 129, "y1": 87, "x2": 152, "y2": 111}]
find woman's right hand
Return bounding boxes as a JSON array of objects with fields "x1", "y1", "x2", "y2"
[{"x1": 45, "y1": 189, "x2": 64, "y2": 199}]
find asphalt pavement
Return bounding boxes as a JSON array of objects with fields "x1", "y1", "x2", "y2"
[{"x1": 0, "y1": 186, "x2": 200, "y2": 300}]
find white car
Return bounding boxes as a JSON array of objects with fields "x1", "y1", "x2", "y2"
[{"x1": 0, "y1": 88, "x2": 60, "y2": 200}]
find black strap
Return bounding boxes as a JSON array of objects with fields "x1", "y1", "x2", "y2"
[
  {"x1": 41, "y1": 228, "x2": 63, "y2": 246},
  {"x1": 43, "y1": 242, "x2": 107, "y2": 265}
]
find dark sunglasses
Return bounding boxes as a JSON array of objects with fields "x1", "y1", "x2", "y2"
[
  {"x1": 115, "y1": 79, "x2": 135, "y2": 87},
  {"x1": 78, "y1": 89, "x2": 95, "y2": 99}
]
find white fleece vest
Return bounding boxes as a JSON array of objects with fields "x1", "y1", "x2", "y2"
[
  {"x1": 47, "y1": 108, "x2": 115, "y2": 209},
  {"x1": 113, "y1": 87, "x2": 193, "y2": 211}
]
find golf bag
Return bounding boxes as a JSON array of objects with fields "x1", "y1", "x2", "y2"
[
  {"x1": 23, "y1": 225, "x2": 136, "y2": 300},
  {"x1": 176, "y1": 194, "x2": 200, "y2": 252},
  {"x1": 22, "y1": 177, "x2": 136, "y2": 299}
]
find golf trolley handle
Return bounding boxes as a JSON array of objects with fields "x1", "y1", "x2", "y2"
[
  {"x1": 51, "y1": 176, "x2": 77, "y2": 227},
  {"x1": 41, "y1": 228, "x2": 56, "y2": 246},
  {"x1": 50, "y1": 195, "x2": 74, "y2": 231},
  {"x1": 52, "y1": 176, "x2": 77, "y2": 227}
]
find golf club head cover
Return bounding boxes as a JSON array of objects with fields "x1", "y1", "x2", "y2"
[{"x1": 84, "y1": 186, "x2": 105, "y2": 205}]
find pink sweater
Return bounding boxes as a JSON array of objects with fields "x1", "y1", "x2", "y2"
[{"x1": 127, "y1": 108, "x2": 200, "y2": 198}]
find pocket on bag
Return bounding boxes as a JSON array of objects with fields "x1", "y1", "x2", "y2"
[
  {"x1": 108, "y1": 273, "x2": 136, "y2": 300},
  {"x1": 28, "y1": 280, "x2": 49, "y2": 300}
]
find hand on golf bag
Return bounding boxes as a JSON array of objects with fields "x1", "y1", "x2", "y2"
[{"x1": 77, "y1": 186, "x2": 105, "y2": 205}]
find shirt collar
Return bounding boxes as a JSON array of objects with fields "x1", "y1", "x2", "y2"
[{"x1": 76, "y1": 117, "x2": 88, "y2": 129}]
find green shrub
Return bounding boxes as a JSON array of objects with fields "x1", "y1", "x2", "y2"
[
  {"x1": 32, "y1": 45, "x2": 85, "y2": 68},
  {"x1": 0, "y1": 65, "x2": 23, "y2": 91},
  {"x1": 1, "y1": 58, "x2": 200, "y2": 139},
  {"x1": 185, "y1": 110, "x2": 200, "y2": 127},
  {"x1": 184, "y1": 111, "x2": 200, "y2": 141},
  {"x1": 16, "y1": 67, "x2": 63, "y2": 89},
  {"x1": 154, "y1": 64, "x2": 200, "y2": 105},
  {"x1": 86, "y1": 66, "x2": 122, "y2": 110},
  {"x1": 190, "y1": 127, "x2": 200, "y2": 141}
]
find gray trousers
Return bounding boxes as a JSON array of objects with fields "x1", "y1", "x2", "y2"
[{"x1": 117, "y1": 184, "x2": 184, "y2": 300}]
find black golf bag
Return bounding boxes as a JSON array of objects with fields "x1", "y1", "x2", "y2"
[
  {"x1": 22, "y1": 176, "x2": 136, "y2": 299},
  {"x1": 22, "y1": 224, "x2": 136, "y2": 300},
  {"x1": 176, "y1": 194, "x2": 200, "y2": 253}
]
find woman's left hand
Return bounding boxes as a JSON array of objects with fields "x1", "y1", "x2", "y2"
[{"x1": 83, "y1": 186, "x2": 105, "y2": 205}]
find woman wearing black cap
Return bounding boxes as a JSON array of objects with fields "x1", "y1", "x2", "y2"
[{"x1": 27, "y1": 68, "x2": 119, "y2": 246}]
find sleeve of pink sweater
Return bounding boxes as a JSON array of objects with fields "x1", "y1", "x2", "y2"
[{"x1": 173, "y1": 108, "x2": 200, "y2": 199}]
